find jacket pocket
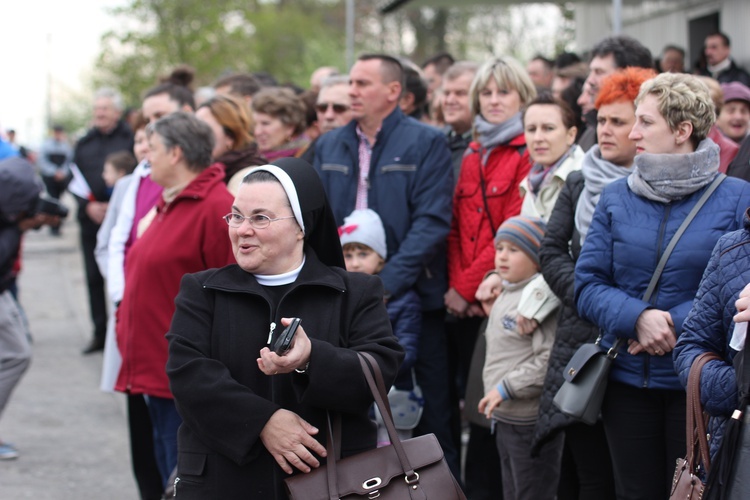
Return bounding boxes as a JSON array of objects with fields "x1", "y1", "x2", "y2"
[
  {"x1": 176, "y1": 451, "x2": 207, "y2": 485},
  {"x1": 380, "y1": 164, "x2": 417, "y2": 173},
  {"x1": 321, "y1": 163, "x2": 349, "y2": 175}
]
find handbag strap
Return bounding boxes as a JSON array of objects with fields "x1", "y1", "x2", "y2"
[
  {"x1": 686, "y1": 351, "x2": 722, "y2": 473},
  {"x1": 644, "y1": 173, "x2": 725, "y2": 304},
  {"x1": 611, "y1": 174, "x2": 726, "y2": 352},
  {"x1": 323, "y1": 353, "x2": 427, "y2": 500},
  {"x1": 478, "y1": 164, "x2": 497, "y2": 237},
  {"x1": 358, "y1": 352, "x2": 427, "y2": 499}
]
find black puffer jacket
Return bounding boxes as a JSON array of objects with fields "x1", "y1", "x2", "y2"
[{"x1": 531, "y1": 170, "x2": 599, "y2": 452}]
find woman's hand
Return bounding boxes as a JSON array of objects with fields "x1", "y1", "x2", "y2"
[
  {"x1": 475, "y1": 273, "x2": 502, "y2": 316},
  {"x1": 444, "y1": 288, "x2": 470, "y2": 318},
  {"x1": 478, "y1": 387, "x2": 503, "y2": 419},
  {"x1": 735, "y1": 283, "x2": 750, "y2": 323},
  {"x1": 260, "y1": 409, "x2": 327, "y2": 474},
  {"x1": 257, "y1": 317, "x2": 312, "y2": 375},
  {"x1": 634, "y1": 309, "x2": 676, "y2": 356}
]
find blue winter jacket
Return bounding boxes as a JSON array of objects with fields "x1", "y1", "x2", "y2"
[
  {"x1": 313, "y1": 108, "x2": 453, "y2": 311},
  {"x1": 575, "y1": 175, "x2": 750, "y2": 390},
  {"x1": 674, "y1": 209, "x2": 750, "y2": 454},
  {"x1": 387, "y1": 288, "x2": 421, "y2": 389}
]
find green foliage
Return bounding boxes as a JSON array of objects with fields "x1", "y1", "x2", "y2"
[{"x1": 94, "y1": 0, "x2": 346, "y2": 107}]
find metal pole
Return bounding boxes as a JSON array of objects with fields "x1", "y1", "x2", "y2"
[
  {"x1": 346, "y1": 0, "x2": 355, "y2": 70},
  {"x1": 613, "y1": 0, "x2": 622, "y2": 34}
]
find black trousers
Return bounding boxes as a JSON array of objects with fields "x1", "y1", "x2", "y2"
[
  {"x1": 601, "y1": 381, "x2": 686, "y2": 500},
  {"x1": 79, "y1": 215, "x2": 107, "y2": 342},
  {"x1": 128, "y1": 394, "x2": 164, "y2": 500},
  {"x1": 557, "y1": 421, "x2": 616, "y2": 500},
  {"x1": 413, "y1": 308, "x2": 462, "y2": 482},
  {"x1": 465, "y1": 423, "x2": 503, "y2": 500}
]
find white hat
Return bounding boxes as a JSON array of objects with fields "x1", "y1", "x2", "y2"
[{"x1": 339, "y1": 209, "x2": 388, "y2": 259}]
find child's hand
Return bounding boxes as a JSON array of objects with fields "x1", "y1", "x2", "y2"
[
  {"x1": 516, "y1": 315, "x2": 538, "y2": 335},
  {"x1": 478, "y1": 387, "x2": 503, "y2": 419}
]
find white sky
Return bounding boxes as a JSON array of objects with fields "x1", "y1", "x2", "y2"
[{"x1": 0, "y1": 0, "x2": 121, "y2": 146}]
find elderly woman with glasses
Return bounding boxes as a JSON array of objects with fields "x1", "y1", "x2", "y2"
[
  {"x1": 114, "y1": 112, "x2": 235, "y2": 490},
  {"x1": 165, "y1": 158, "x2": 403, "y2": 499}
]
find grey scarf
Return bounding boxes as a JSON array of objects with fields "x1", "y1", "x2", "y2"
[
  {"x1": 474, "y1": 113, "x2": 524, "y2": 164},
  {"x1": 575, "y1": 145, "x2": 633, "y2": 243},
  {"x1": 627, "y1": 139, "x2": 720, "y2": 203}
]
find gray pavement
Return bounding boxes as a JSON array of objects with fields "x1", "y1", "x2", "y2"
[{"x1": 1, "y1": 202, "x2": 139, "y2": 499}]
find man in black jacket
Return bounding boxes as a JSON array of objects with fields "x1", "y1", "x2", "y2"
[
  {"x1": 73, "y1": 88, "x2": 133, "y2": 354},
  {"x1": 699, "y1": 32, "x2": 750, "y2": 86}
]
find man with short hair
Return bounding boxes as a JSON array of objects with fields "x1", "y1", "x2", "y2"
[
  {"x1": 315, "y1": 75, "x2": 352, "y2": 135},
  {"x1": 526, "y1": 55, "x2": 554, "y2": 90},
  {"x1": 576, "y1": 36, "x2": 653, "y2": 151},
  {"x1": 658, "y1": 45, "x2": 686, "y2": 73},
  {"x1": 441, "y1": 61, "x2": 478, "y2": 185},
  {"x1": 298, "y1": 75, "x2": 352, "y2": 164},
  {"x1": 422, "y1": 52, "x2": 455, "y2": 109},
  {"x1": 314, "y1": 53, "x2": 459, "y2": 480},
  {"x1": 73, "y1": 88, "x2": 133, "y2": 354},
  {"x1": 214, "y1": 72, "x2": 262, "y2": 108},
  {"x1": 699, "y1": 32, "x2": 750, "y2": 86},
  {"x1": 309, "y1": 66, "x2": 339, "y2": 93}
]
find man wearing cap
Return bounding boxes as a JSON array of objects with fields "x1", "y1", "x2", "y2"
[
  {"x1": 699, "y1": 32, "x2": 750, "y2": 86},
  {"x1": 717, "y1": 82, "x2": 750, "y2": 144}
]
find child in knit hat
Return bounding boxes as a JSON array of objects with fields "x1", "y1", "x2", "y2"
[
  {"x1": 339, "y1": 209, "x2": 422, "y2": 444},
  {"x1": 477, "y1": 215, "x2": 562, "y2": 500}
]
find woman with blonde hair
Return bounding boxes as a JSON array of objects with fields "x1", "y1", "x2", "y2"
[
  {"x1": 196, "y1": 94, "x2": 266, "y2": 193},
  {"x1": 575, "y1": 72, "x2": 750, "y2": 499}
]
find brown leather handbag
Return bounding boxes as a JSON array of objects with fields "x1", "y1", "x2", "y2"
[
  {"x1": 284, "y1": 352, "x2": 466, "y2": 500},
  {"x1": 670, "y1": 351, "x2": 721, "y2": 500}
]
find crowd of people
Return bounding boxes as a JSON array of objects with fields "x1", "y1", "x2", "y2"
[{"x1": 2, "y1": 28, "x2": 750, "y2": 500}]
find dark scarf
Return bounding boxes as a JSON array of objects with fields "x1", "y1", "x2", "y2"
[{"x1": 215, "y1": 143, "x2": 267, "y2": 183}]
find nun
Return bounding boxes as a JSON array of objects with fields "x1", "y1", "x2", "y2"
[{"x1": 166, "y1": 157, "x2": 404, "y2": 499}]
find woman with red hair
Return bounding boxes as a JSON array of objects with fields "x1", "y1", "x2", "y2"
[{"x1": 531, "y1": 67, "x2": 655, "y2": 500}]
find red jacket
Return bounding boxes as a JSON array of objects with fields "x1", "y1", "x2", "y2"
[
  {"x1": 447, "y1": 133, "x2": 531, "y2": 302},
  {"x1": 708, "y1": 126, "x2": 739, "y2": 173},
  {"x1": 115, "y1": 164, "x2": 235, "y2": 398}
]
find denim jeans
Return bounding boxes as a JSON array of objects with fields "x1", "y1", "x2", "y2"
[{"x1": 143, "y1": 395, "x2": 182, "y2": 488}]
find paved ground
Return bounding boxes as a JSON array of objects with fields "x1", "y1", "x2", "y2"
[{"x1": 1, "y1": 200, "x2": 139, "y2": 499}]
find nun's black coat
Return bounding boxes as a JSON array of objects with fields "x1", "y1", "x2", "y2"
[{"x1": 166, "y1": 158, "x2": 403, "y2": 499}]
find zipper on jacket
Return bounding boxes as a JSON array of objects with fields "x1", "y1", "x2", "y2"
[
  {"x1": 642, "y1": 204, "x2": 671, "y2": 389},
  {"x1": 173, "y1": 476, "x2": 179, "y2": 497},
  {"x1": 266, "y1": 322, "x2": 276, "y2": 345}
]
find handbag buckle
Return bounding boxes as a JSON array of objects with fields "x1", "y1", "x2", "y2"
[
  {"x1": 363, "y1": 477, "x2": 382, "y2": 490},
  {"x1": 404, "y1": 471, "x2": 420, "y2": 488}
]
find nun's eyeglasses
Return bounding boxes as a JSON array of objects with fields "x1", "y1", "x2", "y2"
[{"x1": 223, "y1": 213, "x2": 296, "y2": 229}]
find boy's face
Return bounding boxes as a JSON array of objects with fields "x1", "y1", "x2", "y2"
[
  {"x1": 494, "y1": 240, "x2": 538, "y2": 284},
  {"x1": 102, "y1": 162, "x2": 122, "y2": 188},
  {"x1": 343, "y1": 246, "x2": 384, "y2": 275}
]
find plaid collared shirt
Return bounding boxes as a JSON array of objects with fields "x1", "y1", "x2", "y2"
[{"x1": 355, "y1": 125, "x2": 377, "y2": 210}]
